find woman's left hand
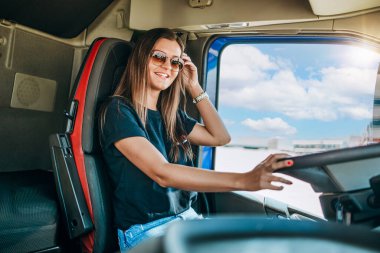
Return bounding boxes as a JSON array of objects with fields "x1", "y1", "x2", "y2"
[
  {"x1": 181, "y1": 53, "x2": 202, "y2": 96},
  {"x1": 242, "y1": 154, "x2": 293, "y2": 191}
]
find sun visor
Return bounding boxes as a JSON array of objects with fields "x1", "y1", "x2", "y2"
[{"x1": 309, "y1": 0, "x2": 380, "y2": 16}]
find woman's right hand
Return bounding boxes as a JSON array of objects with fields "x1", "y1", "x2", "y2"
[{"x1": 242, "y1": 154, "x2": 293, "y2": 191}]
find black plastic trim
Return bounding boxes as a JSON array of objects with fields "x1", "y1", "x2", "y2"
[{"x1": 49, "y1": 133, "x2": 93, "y2": 239}]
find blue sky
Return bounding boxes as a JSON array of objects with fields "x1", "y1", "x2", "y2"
[{"x1": 218, "y1": 43, "x2": 380, "y2": 146}]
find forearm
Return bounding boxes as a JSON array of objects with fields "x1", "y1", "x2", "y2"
[
  {"x1": 189, "y1": 83, "x2": 231, "y2": 145},
  {"x1": 196, "y1": 98, "x2": 231, "y2": 145},
  {"x1": 158, "y1": 153, "x2": 293, "y2": 192},
  {"x1": 115, "y1": 137, "x2": 292, "y2": 193},
  {"x1": 158, "y1": 162, "x2": 246, "y2": 192}
]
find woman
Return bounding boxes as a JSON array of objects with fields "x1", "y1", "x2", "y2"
[{"x1": 99, "y1": 28, "x2": 293, "y2": 252}]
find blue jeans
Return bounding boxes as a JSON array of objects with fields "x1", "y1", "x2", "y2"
[{"x1": 117, "y1": 208, "x2": 203, "y2": 252}]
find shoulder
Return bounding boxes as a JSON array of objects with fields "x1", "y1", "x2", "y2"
[
  {"x1": 99, "y1": 96, "x2": 141, "y2": 129},
  {"x1": 106, "y1": 96, "x2": 133, "y2": 110},
  {"x1": 99, "y1": 96, "x2": 146, "y2": 146},
  {"x1": 102, "y1": 96, "x2": 135, "y2": 117}
]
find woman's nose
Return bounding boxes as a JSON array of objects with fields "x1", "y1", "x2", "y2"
[{"x1": 161, "y1": 58, "x2": 172, "y2": 70}]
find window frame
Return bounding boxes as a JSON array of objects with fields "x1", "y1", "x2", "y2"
[{"x1": 199, "y1": 34, "x2": 380, "y2": 218}]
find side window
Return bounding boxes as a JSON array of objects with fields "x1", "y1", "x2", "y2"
[{"x1": 208, "y1": 38, "x2": 380, "y2": 218}]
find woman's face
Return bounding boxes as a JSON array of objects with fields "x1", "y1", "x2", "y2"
[{"x1": 147, "y1": 38, "x2": 182, "y2": 93}]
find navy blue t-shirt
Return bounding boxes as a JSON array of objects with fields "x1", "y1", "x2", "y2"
[{"x1": 100, "y1": 97, "x2": 198, "y2": 230}]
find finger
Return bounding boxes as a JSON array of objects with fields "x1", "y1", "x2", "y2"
[
  {"x1": 272, "y1": 159, "x2": 294, "y2": 172},
  {"x1": 266, "y1": 184, "x2": 284, "y2": 191},
  {"x1": 270, "y1": 175, "x2": 292, "y2": 185},
  {"x1": 181, "y1": 54, "x2": 192, "y2": 61},
  {"x1": 182, "y1": 58, "x2": 196, "y2": 69},
  {"x1": 255, "y1": 154, "x2": 292, "y2": 173},
  {"x1": 261, "y1": 153, "x2": 288, "y2": 166},
  {"x1": 184, "y1": 61, "x2": 196, "y2": 68},
  {"x1": 271, "y1": 153, "x2": 291, "y2": 161},
  {"x1": 259, "y1": 154, "x2": 274, "y2": 163}
]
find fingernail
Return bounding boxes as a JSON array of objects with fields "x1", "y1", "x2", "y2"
[{"x1": 286, "y1": 160, "x2": 293, "y2": 166}]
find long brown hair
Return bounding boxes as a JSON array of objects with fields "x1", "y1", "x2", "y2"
[{"x1": 113, "y1": 28, "x2": 193, "y2": 162}]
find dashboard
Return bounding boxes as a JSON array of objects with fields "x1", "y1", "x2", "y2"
[{"x1": 129, "y1": 144, "x2": 380, "y2": 253}]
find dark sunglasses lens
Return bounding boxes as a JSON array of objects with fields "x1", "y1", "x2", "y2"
[
  {"x1": 171, "y1": 58, "x2": 184, "y2": 71},
  {"x1": 151, "y1": 51, "x2": 184, "y2": 71},
  {"x1": 151, "y1": 51, "x2": 167, "y2": 65}
]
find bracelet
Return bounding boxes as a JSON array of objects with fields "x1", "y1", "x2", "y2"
[{"x1": 192, "y1": 91, "x2": 209, "y2": 104}]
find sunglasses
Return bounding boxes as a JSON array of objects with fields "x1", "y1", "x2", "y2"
[{"x1": 150, "y1": 50, "x2": 184, "y2": 72}]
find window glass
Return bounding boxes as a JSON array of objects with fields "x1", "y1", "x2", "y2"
[{"x1": 214, "y1": 41, "x2": 380, "y2": 218}]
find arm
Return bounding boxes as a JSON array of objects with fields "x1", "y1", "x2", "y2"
[
  {"x1": 181, "y1": 53, "x2": 231, "y2": 147},
  {"x1": 114, "y1": 136, "x2": 292, "y2": 192}
]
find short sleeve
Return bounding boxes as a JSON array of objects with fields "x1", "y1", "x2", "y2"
[
  {"x1": 100, "y1": 98, "x2": 146, "y2": 149},
  {"x1": 178, "y1": 109, "x2": 198, "y2": 135}
]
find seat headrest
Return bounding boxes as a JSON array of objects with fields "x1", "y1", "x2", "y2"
[{"x1": 80, "y1": 38, "x2": 133, "y2": 154}]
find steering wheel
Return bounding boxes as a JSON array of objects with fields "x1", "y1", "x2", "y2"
[
  {"x1": 276, "y1": 143, "x2": 380, "y2": 192},
  {"x1": 164, "y1": 217, "x2": 380, "y2": 253}
]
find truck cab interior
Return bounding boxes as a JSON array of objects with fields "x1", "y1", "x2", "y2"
[{"x1": 1, "y1": 0, "x2": 380, "y2": 252}]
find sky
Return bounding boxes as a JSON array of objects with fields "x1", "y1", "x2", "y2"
[{"x1": 217, "y1": 43, "x2": 380, "y2": 147}]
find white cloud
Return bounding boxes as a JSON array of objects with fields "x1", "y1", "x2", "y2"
[
  {"x1": 319, "y1": 67, "x2": 376, "y2": 96},
  {"x1": 220, "y1": 45, "x2": 278, "y2": 83},
  {"x1": 222, "y1": 45, "x2": 277, "y2": 70},
  {"x1": 242, "y1": 117, "x2": 297, "y2": 135},
  {"x1": 337, "y1": 46, "x2": 380, "y2": 68},
  {"x1": 219, "y1": 46, "x2": 377, "y2": 121},
  {"x1": 338, "y1": 106, "x2": 372, "y2": 120}
]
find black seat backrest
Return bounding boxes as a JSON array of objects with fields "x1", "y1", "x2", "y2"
[{"x1": 50, "y1": 38, "x2": 133, "y2": 253}]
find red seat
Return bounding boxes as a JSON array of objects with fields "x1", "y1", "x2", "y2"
[{"x1": 50, "y1": 38, "x2": 133, "y2": 252}]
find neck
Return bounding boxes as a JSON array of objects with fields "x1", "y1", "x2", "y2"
[{"x1": 146, "y1": 89, "x2": 160, "y2": 110}]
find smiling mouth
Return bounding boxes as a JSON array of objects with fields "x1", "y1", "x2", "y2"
[{"x1": 155, "y1": 72, "x2": 169, "y2": 79}]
